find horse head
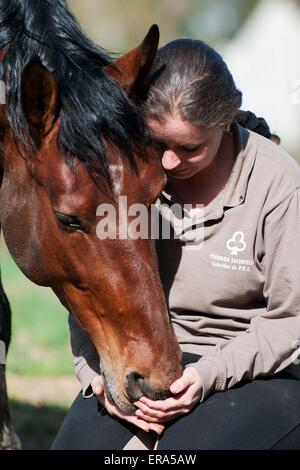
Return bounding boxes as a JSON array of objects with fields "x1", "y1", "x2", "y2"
[{"x1": 0, "y1": 19, "x2": 182, "y2": 413}]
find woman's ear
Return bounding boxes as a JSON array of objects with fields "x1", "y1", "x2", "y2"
[
  {"x1": 105, "y1": 24, "x2": 159, "y2": 97},
  {"x1": 21, "y1": 57, "x2": 59, "y2": 141}
]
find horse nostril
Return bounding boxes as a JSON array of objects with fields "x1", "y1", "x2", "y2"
[
  {"x1": 125, "y1": 372, "x2": 145, "y2": 402},
  {"x1": 125, "y1": 372, "x2": 171, "y2": 403}
]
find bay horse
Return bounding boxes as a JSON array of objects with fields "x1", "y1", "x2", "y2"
[{"x1": 0, "y1": 0, "x2": 182, "y2": 449}]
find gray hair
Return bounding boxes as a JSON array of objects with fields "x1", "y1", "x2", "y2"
[{"x1": 140, "y1": 39, "x2": 242, "y2": 130}]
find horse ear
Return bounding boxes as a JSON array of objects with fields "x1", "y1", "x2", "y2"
[
  {"x1": 105, "y1": 24, "x2": 159, "y2": 97},
  {"x1": 0, "y1": 46, "x2": 9, "y2": 63},
  {"x1": 21, "y1": 58, "x2": 59, "y2": 138}
]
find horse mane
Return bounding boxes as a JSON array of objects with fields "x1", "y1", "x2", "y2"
[{"x1": 0, "y1": 0, "x2": 148, "y2": 178}]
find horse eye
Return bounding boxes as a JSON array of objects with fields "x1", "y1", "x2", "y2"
[{"x1": 55, "y1": 212, "x2": 86, "y2": 232}]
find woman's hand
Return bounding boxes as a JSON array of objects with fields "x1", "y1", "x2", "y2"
[
  {"x1": 134, "y1": 366, "x2": 203, "y2": 423},
  {"x1": 91, "y1": 376, "x2": 165, "y2": 435}
]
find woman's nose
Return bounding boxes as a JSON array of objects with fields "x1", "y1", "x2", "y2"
[{"x1": 162, "y1": 150, "x2": 181, "y2": 171}]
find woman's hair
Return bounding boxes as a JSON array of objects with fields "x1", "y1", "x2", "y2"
[
  {"x1": 140, "y1": 38, "x2": 280, "y2": 143},
  {"x1": 140, "y1": 39, "x2": 242, "y2": 130}
]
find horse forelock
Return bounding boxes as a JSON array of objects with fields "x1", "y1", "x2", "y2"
[{"x1": 0, "y1": 0, "x2": 149, "y2": 181}]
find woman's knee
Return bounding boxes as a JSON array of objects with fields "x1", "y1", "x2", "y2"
[
  {"x1": 157, "y1": 374, "x2": 300, "y2": 450},
  {"x1": 51, "y1": 392, "x2": 135, "y2": 450}
]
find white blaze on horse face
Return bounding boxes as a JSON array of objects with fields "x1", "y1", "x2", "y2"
[{"x1": 109, "y1": 164, "x2": 122, "y2": 195}]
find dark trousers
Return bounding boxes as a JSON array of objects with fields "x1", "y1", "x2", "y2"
[{"x1": 51, "y1": 353, "x2": 300, "y2": 450}]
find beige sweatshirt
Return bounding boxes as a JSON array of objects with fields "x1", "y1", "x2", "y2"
[{"x1": 69, "y1": 122, "x2": 300, "y2": 402}]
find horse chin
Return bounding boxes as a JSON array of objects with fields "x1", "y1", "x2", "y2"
[{"x1": 102, "y1": 373, "x2": 136, "y2": 415}]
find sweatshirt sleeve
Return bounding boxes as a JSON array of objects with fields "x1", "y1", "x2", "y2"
[
  {"x1": 187, "y1": 188, "x2": 300, "y2": 401},
  {"x1": 68, "y1": 314, "x2": 100, "y2": 398}
]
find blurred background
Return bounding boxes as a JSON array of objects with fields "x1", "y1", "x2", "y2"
[
  {"x1": 69, "y1": 0, "x2": 300, "y2": 159},
  {"x1": 3, "y1": 0, "x2": 299, "y2": 449}
]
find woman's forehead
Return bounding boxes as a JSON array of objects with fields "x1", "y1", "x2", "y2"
[{"x1": 147, "y1": 113, "x2": 213, "y2": 146}]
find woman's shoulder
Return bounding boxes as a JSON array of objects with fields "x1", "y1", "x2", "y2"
[
  {"x1": 251, "y1": 129, "x2": 299, "y2": 174},
  {"x1": 244, "y1": 126, "x2": 300, "y2": 203}
]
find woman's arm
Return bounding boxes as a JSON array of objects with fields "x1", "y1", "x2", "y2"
[{"x1": 68, "y1": 314, "x2": 100, "y2": 397}]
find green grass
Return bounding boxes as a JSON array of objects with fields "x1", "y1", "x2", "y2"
[{"x1": 1, "y1": 241, "x2": 73, "y2": 376}]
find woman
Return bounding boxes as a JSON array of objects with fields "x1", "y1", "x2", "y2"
[{"x1": 51, "y1": 39, "x2": 300, "y2": 450}]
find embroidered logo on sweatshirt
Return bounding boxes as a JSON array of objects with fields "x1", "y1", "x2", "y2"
[{"x1": 226, "y1": 231, "x2": 247, "y2": 255}]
